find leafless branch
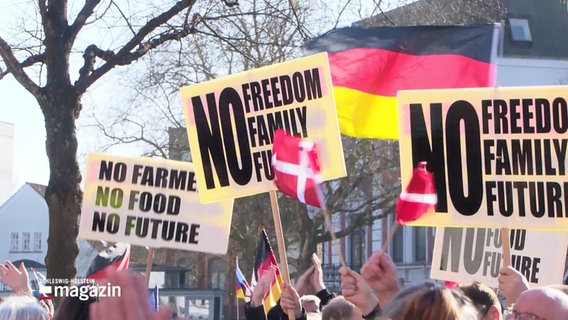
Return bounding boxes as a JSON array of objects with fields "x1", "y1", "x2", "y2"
[
  {"x1": 109, "y1": 0, "x2": 136, "y2": 37},
  {"x1": 0, "y1": 37, "x2": 41, "y2": 95},
  {"x1": 69, "y1": 0, "x2": 102, "y2": 43},
  {"x1": 222, "y1": 0, "x2": 239, "y2": 7},
  {"x1": 75, "y1": 0, "x2": 199, "y2": 93}
]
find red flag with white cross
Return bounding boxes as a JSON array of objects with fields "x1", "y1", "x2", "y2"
[
  {"x1": 271, "y1": 129, "x2": 325, "y2": 209},
  {"x1": 396, "y1": 161, "x2": 437, "y2": 224}
]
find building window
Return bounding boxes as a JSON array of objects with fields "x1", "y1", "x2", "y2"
[
  {"x1": 349, "y1": 226, "x2": 365, "y2": 270},
  {"x1": 414, "y1": 227, "x2": 427, "y2": 262},
  {"x1": 23, "y1": 232, "x2": 31, "y2": 251},
  {"x1": 208, "y1": 258, "x2": 226, "y2": 289},
  {"x1": 509, "y1": 18, "x2": 532, "y2": 42},
  {"x1": 391, "y1": 222, "x2": 404, "y2": 263},
  {"x1": 34, "y1": 232, "x2": 42, "y2": 251},
  {"x1": 10, "y1": 233, "x2": 19, "y2": 251}
]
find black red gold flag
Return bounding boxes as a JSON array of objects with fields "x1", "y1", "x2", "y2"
[{"x1": 304, "y1": 24, "x2": 499, "y2": 139}]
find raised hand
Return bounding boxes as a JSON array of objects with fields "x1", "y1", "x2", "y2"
[
  {"x1": 251, "y1": 266, "x2": 276, "y2": 307},
  {"x1": 295, "y1": 265, "x2": 315, "y2": 296},
  {"x1": 280, "y1": 282, "x2": 302, "y2": 315},
  {"x1": 310, "y1": 253, "x2": 326, "y2": 292},
  {"x1": 340, "y1": 266, "x2": 379, "y2": 317},
  {"x1": 360, "y1": 251, "x2": 400, "y2": 307},
  {"x1": 90, "y1": 270, "x2": 171, "y2": 320},
  {"x1": 498, "y1": 266, "x2": 530, "y2": 305},
  {"x1": 0, "y1": 260, "x2": 33, "y2": 296}
]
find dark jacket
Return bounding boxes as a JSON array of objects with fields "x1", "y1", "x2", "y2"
[
  {"x1": 244, "y1": 301, "x2": 307, "y2": 320},
  {"x1": 244, "y1": 288, "x2": 335, "y2": 320}
]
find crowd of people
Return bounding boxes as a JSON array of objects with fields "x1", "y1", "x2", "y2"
[
  {"x1": 242, "y1": 251, "x2": 568, "y2": 320},
  {"x1": 1, "y1": 250, "x2": 568, "y2": 319}
]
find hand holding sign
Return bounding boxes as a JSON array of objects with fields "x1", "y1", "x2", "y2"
[
  {"x1": 498, "y1": 266, "x2": 530, "y2": 305},
  {"x1": 279, "y1": 282, "x2": 302, "y2": 316}
]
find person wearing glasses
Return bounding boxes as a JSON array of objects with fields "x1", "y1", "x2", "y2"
[{"x1": 502, "y1": 287, "x2": 568, "y2": 320}]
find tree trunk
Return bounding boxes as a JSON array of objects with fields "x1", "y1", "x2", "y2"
[{"x1": 41, "y1": 88, "x2": 82, "y2": 284}]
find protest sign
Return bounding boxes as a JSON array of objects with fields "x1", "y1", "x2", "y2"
[
  {"x1": 431, "y1": 227, "x2": 568, "y2": 287},
  {"x1": 79, "y1": 153, "x2": 234, "y2": 254},
  {"x1": 180, "y1": 52, "x2": 346, "y2": 203},
  {"x1": 398, "y1": 85, "x2": 568, "y2": 230}
]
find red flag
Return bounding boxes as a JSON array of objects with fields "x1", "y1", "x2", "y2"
[
  {"x1": 86, "y1": 242, "x2": 131, "y2": 281},
  {"x1": 396, "y1": 162, "x2": 437, "y2": 224},
  {"x1": 271, "y1": 129, "x2": 325, "y2": 209}
]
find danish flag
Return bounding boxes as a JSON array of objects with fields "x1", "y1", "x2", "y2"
[
  {"x1": 271, "y1": 129, "x2": 325, "y2": 209},
  {"x1": 396, "y1": 161, "x2": 437, "y2": 224}
]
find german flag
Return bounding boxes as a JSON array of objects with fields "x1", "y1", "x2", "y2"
[
  {"x1": 252, "y1": 229, "x2": 283, "y2": 315},
  {"x1": 304, "y1": 24, "x2": 498, "y2": 139}
]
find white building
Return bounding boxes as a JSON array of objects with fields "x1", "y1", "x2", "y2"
[{"x1": 0, "y1": 183, "x2": 99, "y2": 294}]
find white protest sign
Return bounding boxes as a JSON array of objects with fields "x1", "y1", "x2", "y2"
[
  {"x1": 180, "y1": 52, "x2": 346, "y2": 203},
  {"x1": 79, "y1": 153, "x2": 234, "y2": 254},
  {"x1": 398, "y1": 85, "x2": 568, "y2": 230},
  {"x1": 431, "y1": 227, "x2": 568, "y2": 287}
]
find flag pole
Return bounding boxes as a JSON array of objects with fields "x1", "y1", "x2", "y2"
[
  {"x1": 236, "y1": 257, "x2": 241, "y2": 320},
  {"x1": 321, "y1": 208, "x2": 346, "y2": 268},
  {"x1": 501, "y1": 227, "x2": 512, "y2": 307},
  {"x1": 236, "y1": 293, "x2": 240, "y2": 320},
  {"x1": 145, "y1": 247, "x2": 154, "y2": 288},
  {"x1": 269, "y1": 190, "x2": 295, "y2": 320},
  {"x1": 381, "y1": 221, "x2": 400, "y2": 253}
]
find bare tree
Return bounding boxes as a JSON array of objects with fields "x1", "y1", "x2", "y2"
[
  {"x1": 0, "y1": 0, "x2": 314, "y2": 284},
  {"x1": 83, "y1": 0, "x2": 403, "y2": 277}
]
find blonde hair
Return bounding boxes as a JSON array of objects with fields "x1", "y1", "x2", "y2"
[
  {"x1": 379, "y1": 281, "x2": 479, "y2": 320},
  {"x1": 0, "y1": 295, "x2": 50, "y2": 320}
]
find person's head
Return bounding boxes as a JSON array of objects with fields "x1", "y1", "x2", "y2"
[
  {"x1": 379, "y1": 281, "x2": 480, "y2": 320},
  {"x1": 300, "y1": 294, "x2": 321, "y2": 313},
  {"x1": 458, "y1": 281, "x2": 502, "y2": 320},
  {"x1": 321, "y1": 296, "x2": 359, "y2": 320},
  {"x1": 505, "y1": 287, "x2": 568, "y2": 319},
  {"x1": 0, "y1": 295, "x2": 50, "y2": 320}
]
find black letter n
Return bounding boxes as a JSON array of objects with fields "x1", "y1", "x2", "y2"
[{"x1": 192, "y1": 93, "x2": 230, "y2": 189}]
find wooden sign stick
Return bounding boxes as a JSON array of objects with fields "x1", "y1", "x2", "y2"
[{"x1": 269, "y1": 190, "x2": 295, "y2": 320}]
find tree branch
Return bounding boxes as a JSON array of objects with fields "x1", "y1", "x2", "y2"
[
  {"x1": 69, "y1": 0, "x2": 102, "y2": 44},
  {"x1": 75, "y1": 0, "x2": 198, "y2": 93},
  {"x1": 0, "y1": 37, "x2": 41, "y2": 95},
  {"x1": 109, "y1": 0, "x2": 136, "y2": 37},
  {"x1": 38, "y1": 0, "x2": 49, "y2": 36},
  {"x1": 77, "y1": 44, "x2": 115, "y2": 86},
  {"x1": 222, "y1": 0, "x2": 239, "y2": 7}
]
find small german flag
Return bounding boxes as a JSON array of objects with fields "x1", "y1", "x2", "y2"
[{"x1": 252, "y1": 229, "x2": 283, "y2": 315}]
